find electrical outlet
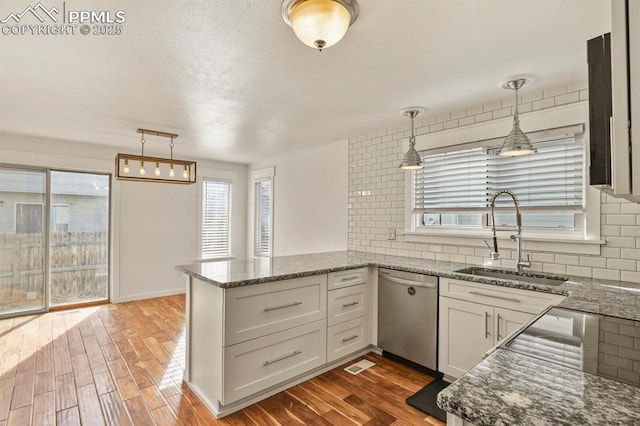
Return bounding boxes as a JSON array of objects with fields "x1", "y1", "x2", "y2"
[{"x1": 387, "y1": 228, "x2": 396, "y2": 240}]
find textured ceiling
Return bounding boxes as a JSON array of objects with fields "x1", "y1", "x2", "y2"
[{"x1": 0, "y1": 0, "x2": 611, "y2": 164}]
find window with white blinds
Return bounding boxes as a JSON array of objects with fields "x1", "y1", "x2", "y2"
[
  {"x1": 201, "y1": 179, "x2": 231, "y2": 258},
  {"x1": 254, "y1": 178, "x2": 272, "y2": 257},
  {"x1": 413, "y1": 134, "x2": 585, "y2": 230}
]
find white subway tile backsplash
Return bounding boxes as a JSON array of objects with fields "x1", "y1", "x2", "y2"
[
  {"x1": 459, "y1": 116, "x2": 475, "y2": 126},
  {"x1": 601, "y1": 225, "x2": 621, "y2": 237},
  {"x1": 475, "y1": 112, "x2": 493, "y2": 122},
  {"x1": 348, "y1": 80, "x2": 640, "y2": 287},
  {"x1": 555, "y1": 254, "x2": 580, "y2": 266},
  {"x1": 532, "y1": 97, "x2": 555, "y2": 110},
  {"x1": 543, "y1": 263, "x2": 567, "y2": 275},
  {"x1": 621, "y1": 271, "x2": 640, "y2": 284},
  {"x1": 567, "y1": 266, "x2": 592, "y2": 278},
  {"x1": 532, "y1": 253, "x2": 555, "y2": 263},
  {"x1": 606, "y1": 237, "x2": 637, "y2": 248},
  {"x1": 607, "y1": 258, "x2": 637, "y2": 271},
  {"x1": 555, "y1": 92, "x2": 580, "y2": 106},
  {"x1": 621, "y1": 226, "x2": 640, "y2": 237},
  {"x1": 593, "y1": 268, "x2": 621, "y2": 281},
  {"x1": 608, "y1": 215, "x2": 637, "y2": 226},
  {"x1": 621, "y1": 249, "x2": 640, "y2": 260},
  {"x1": 602, "y1": 203, "x2": 622, "y2": 214},
  {"x1": 621, "y1": 203, "x2": 640, "y2": 214}
]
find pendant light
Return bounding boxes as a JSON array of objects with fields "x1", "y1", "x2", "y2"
[
  {"x1": 399, "y1": 107, "x2": 425, "y2": 170},
  {"x1": 115, "y1": 129, "x2": 197, "y2": 184},
  {"x1": 282, "y1": 0, "x2": 359, "y2": 51},
  {"x1": 498, "y1": 77, "x2": 536, "y2": 157}
]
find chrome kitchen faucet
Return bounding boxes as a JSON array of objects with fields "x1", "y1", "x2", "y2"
[{"x1": 489, "y1": 190, "x2": 531, "y2": 273}]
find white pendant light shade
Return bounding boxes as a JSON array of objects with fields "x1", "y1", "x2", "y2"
[{"x1": 282, "y1": 0, "x2": 359, "y2": 51}]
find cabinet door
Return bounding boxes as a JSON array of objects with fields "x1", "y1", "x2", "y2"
[
  {"x1": 494, "y1": 308, "x2": 534, "y2": 345},
  {"x1": 439, "y1": 297, "x2": 493, "y2": 379}
]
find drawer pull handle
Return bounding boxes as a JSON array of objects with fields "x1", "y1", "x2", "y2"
[
  {"x1": 263, "y1": 350, "x2": 302, "y2": 366},
  {"x1": 469, "y1": 291, "x2": 521, "y2": 303},
  {"x1": 484, "y1": 311, "x2": 490, "y2": 338},
  {"x1": 342, "y1": 301, "x2": 360, "y2": 308},
  {"x1": 263, "y1": 301, "x2": 302, "y2": 312},
  {"x1": 342, "y1": 334, "x2": 359, "y2": 343},
  {"x1": 341, "y1": 275, "x2": 360, "y2": 282}
]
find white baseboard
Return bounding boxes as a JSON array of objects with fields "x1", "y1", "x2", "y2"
[{"x1": 113, "y1": 288, "x2": 186, "y2": 303}]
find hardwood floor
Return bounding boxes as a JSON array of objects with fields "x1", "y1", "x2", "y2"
[{"x1": 0, "y1": 295, "x2": 444, "y2": 425}]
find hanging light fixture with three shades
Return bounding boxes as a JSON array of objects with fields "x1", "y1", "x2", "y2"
[{"x1": 281, "y1": 0, "x2": 359, "y2": 51}]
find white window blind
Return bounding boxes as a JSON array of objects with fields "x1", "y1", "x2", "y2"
[
  {"x1": 414, "y1": 135, "x2": 584, "y2": 212},
  {"x1": 254, "y1": 178, "x2": 272, "y2": 257},
  {"x1": 201, "y1": 179, "x2": 231, "y2": 258}
]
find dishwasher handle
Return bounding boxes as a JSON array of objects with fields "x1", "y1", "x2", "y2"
[{"x1": 380, "y1": 274, "x2": 437, "y2": 289}]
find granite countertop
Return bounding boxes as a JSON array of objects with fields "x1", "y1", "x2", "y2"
[
  {"x1": 178, "y1": 250, "x2": 640, "y2": 425},
  {"x1": 436, "y1": 350, "x2": 640, "y2": 426},
  {"x1": 177, "y1": 250, "x2": 640, "y2": 320}
]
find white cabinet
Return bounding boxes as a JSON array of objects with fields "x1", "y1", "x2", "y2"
[
  {"x1": 438, "y1": 278, "x2": 565, "y2": 379},
  {"x1": 326, "y1": 267, "x2": 370, "y2": 363},
  {"x1": 610, "y1": 0, "x2": 640, "y2": 200},
  {"x1": 186, "y1": 267, "x2": 371, "y2": 418}
]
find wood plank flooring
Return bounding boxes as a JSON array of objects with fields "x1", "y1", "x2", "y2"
[{"x1": 0, "y1": 295, "x2": 444, "y2": 425}]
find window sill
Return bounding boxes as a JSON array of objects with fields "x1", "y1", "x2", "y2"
[{"x1": 404, "y1": 230, "x2": 603, "y2": 255}]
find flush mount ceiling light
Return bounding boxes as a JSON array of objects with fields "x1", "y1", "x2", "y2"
[
  {"x1": 281, "y1": 0, "x2": 359, "y2": 51},
  {"x1": 115, "y1": 129, "x2": 196, "y2": 184},
  {"x1": 399, "y1": 107, "x2": 426, "y2": 170},
  {"x1": 498, "y1": 76, "x2": 536, "y2": 157}
]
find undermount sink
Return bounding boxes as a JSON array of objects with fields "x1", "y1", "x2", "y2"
[{"x1": 454, "y1": 267, "x2": 568, "y2": 286}]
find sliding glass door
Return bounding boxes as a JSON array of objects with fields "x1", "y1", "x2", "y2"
[
  {"x1": 0, "y1": 167, "x2": 110, "y2": 317},
  {"x1": 49, "y1": 171, "x2": 110, "y2": 306},
  {"x1": 0, "y1": 168, "x2": 47, "y2": 316}
]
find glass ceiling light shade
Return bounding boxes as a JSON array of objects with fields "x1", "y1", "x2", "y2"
[
  {"x1": 399, "y1": 107, "x2": 426, "y2": 170},
  {"x1": 282, "y1": 0, "x2": 359, "y2": 51},
  {"x1": 498, "y1": 77, "x2": 536, "y2": 157},
  {"x1": 115, "y1": 129, "x2": 197, "y2": 184}
]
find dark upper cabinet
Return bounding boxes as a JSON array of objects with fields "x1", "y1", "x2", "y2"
[{"x1": 587, "y1": 33, "x2": 612, "y2": 187}]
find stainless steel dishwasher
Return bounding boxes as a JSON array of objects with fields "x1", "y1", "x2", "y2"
[{"x1": 378, "y1": 268, "x2": 438, "y2": 370}]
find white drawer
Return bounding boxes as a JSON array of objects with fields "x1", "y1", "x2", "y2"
[
  {"x1": 222, "y1": 319, "x2": 326, "y2": 404},
  {"x1": 327, "y1": 267, "x2": 369, "y2": 290},
  {"x1": 327, "y1": 283, "x2": 369, "y2": 326},
  {"x1": 440, "y1": 277, "x2": 565, "y2": 314},
  {"x1": 224, "y1": 275, "x2": 327, "y2": 346},
  {"x1": 327, "y1": 316, "x2": 370, "y2": 363}
]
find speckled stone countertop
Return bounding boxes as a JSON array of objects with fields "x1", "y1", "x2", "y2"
[
  {"x1": 178, "y1": 250, "x2": 640, "y2": 425},
  {"x1": 437, "y1": 350, "x2": 640, "y2": 426},
  {"x1": 177, "y1": 250, "x2": 640, "y2": 319}
]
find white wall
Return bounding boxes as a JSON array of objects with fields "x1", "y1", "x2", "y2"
[
  {"x1": 250, "y1": 140, "x2": 348, "y2": 257},
  {"x1": 0, "y1": 132, "x2": 247, "y2": 302}
]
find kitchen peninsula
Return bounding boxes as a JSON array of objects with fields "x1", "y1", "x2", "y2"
[{"x1": 178, "y1": 251, "x2": 640, "y2": 423}]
